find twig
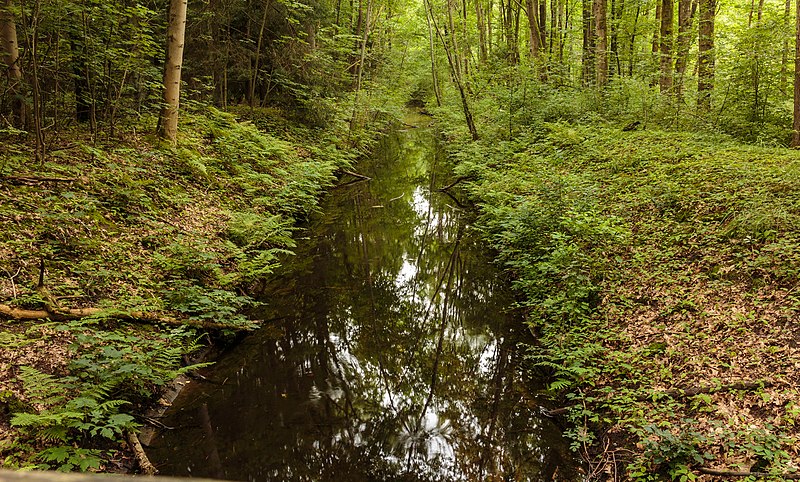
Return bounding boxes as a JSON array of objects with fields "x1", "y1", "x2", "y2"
[
  {"x1": 3, "y1": 174, "x2": 77, "y2": 184},
  {"x1": 3, "y1": 267, "x2": 21, "y2": 300}
]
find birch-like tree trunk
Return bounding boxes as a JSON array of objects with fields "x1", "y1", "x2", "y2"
[
  {"x1": 1, "y1": 0, "x2": 23, "y2": 126},
  {"x1": 158, "y1": 0, "x2": 188, "y2": 143}
]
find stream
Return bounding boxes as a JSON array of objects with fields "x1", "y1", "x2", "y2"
[{"x1": 146, "y1": 116, "x2": 582, "y2": 481}]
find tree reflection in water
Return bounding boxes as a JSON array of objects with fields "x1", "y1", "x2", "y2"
[{"x1": 147, "y1": 122, "x2": 581, "y2": 481}]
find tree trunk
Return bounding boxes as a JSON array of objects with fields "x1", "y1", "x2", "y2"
[
  {"x1": 249, "y1": 0, "x2": 270, "y2": 110},
  {"x1": 781, "y1": 0, "x2": 790, "y2": 95},
  {"x1": 476, "y1": 0, "x2": 488, "y2": 63},
  {"x1": 538, "y1": 1, "x2": 546, "y2": 52},
  {"x1": 659, "y1": 0, "x2": 673, "y2": 93},
  {"x1": 527, "y1": 0, "x2": 541, "y2": 58},
  {"x1": 425, "y1": 3, "x2": 442, "y2": 105},
  {"x1": 652, "y1": 2, "x2": 661, "y2": 56},
  {"x1": 674, "y1": 0, "x2": 696, "y2": 98},
  {"x1": 158, "y1": 0, "x2": 188, "y2": 143},
  {"x1": 426, "y1": 0, "x2": 479, "y2": 140},
  {"x1": 582, "y1": 0, "x2": 595, "y2": 84},
  {"x1": 595, "y1": 0, "x2": 608, "y2": 86},
  {"x1": 792, "y1": 0, "x2": 800, "y2": 146},
  {"x1": 0, "y1": 0, "x2": 23, "y2": 127},
  {"x1": 697, "y1": 0, "x2": 715, "y2": 109},
  {"x1": 629, "y1": 5, "x2": 639, "y2": 76}
]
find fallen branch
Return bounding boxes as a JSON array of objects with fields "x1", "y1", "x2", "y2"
[
  {"x1": 126, "y1": 430, "x2": 158, "y2": 475},
  {"x1": 340, "y1": 169, "x2": 372, "y2": 181},
  {"x1": 0, "y1": 304, "x2": 254, "y2": 331},
  {"x1": 697, "y1": 467, "x2": 800, "y2": 479},
  {"x1": 437, "y1": 176, "x2": 470, "y2": 192},
  {"x1": 3, "y1": 175, "x2": 77, "y2": 184}
]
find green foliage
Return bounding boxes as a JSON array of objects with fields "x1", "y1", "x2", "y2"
[
  {"x1": 8, "y1": 322, "x2": 209, "y2": 471},
  {"x1": 445, "y1": 110, "x2": 800, "y2": 479},
  {"x1": 36, "y1": 446, "x2": 104, "y2": 472}
]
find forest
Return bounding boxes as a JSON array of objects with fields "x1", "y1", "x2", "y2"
[{"x1": 0, "y1": 0, "x2": 799, "y2": 479}]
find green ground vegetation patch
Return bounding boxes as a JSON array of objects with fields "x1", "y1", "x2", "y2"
[
  {"x1": 0, "y1": 106, "x2": 356, "y2": 471},
  {"x1": 449, "y1": 122, "x2": 800, "y2": 480}
]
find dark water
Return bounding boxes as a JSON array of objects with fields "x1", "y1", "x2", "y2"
[{"x1": 147, "y1": 118, "x2": 581, "y2": 481}]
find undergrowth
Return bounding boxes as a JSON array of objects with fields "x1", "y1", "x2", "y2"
[
  {"x1": 0, "y1": 104, "x2": 363, "y2": 470},
  {"x1": 444, "y1": 118, "x2": 800, "y2": 480}
]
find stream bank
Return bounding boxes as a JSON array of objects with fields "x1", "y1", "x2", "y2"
[
  {"x1": 439, "y1": 118, "x2": 800, "y2": 480},
  {"x1": 145, "y1": 115, "x2": 582, "y2": 481},
  {"x1": 0, "y1": 106, "x2": 371, "y2": 472}
]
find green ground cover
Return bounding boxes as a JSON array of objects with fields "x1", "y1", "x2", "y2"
[
  {"x1": 0, "y1": 106, "x2": 359, "y2": 471},
  {"x1": 445, "y1": 119, "x2": 800, "y2": 480}
]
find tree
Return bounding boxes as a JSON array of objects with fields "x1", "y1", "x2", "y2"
[
  {"x1": 673, "y1": 0, "x2": 696, "y2": 98},
  {"x1": 659, "y1": 0, "x2": 673, "y2": 93},
  {"x1": 158, "y1": 0, "x2": 188, "y2": 143},
  {"x1": 0, "y1": 0, "x2": 23, "y2": 127},
  {"x1": 527, "y1": 0, "x2": 541, "y2": 59},
  {"x1": 595, "y1": 0, "x2": 608, "y2": 86},
  {"x1": 793, "y1": 0, "x2": 800, "y2": 146},
  {"x1": 697, "y1": 0, "x2": 715, "y2": 109}
]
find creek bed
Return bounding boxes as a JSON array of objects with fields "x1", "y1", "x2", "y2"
[{"x1": 146, "y1": 118, "x2": 581, "y2": 481}]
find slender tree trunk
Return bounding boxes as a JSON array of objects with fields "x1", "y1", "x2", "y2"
[
  {"x1": 609, "y1": 0, "x2": 618, "y2": 77},
  {"x1": 674, "y1": 0, "x2": 696, "y2": 98},
  {"x1": 426, "y1": 0, "x2": 479, "y2": 139},
  {"x1": 0, "y1": 0, "x2": 23, "y2": 127},
  {"x1": 425, "y1": 1, "x2": 442, "y2": 106},
  {"x1": 549, "y1": 0, "x2": 557, "y2": 58},
  {"x1": 349, "y1": 0, "x2": 372, "y2": 130},
  {"x1": 538, "y1": 0, "x2": 546, "y2": 51},
  {"x1": 157, "y1": 0, "x2": 188, "y2": 143},
  {"x1": 595, "y1": 0, "x2": 608, "y2": 86},
  {"x1": 249, "y1": 0, "x2": 269, "y2": 109},
  {"x1": 659, "y1": 0, "x2": 673, "y2": 93},
  {"x1": 652, "y1": 2, "x2": 661, "y2": 56},
  {"x1": 697, "y1": 0, "x2": 715, "y2": 109},
  {"x1": 582, "y1": 0, "x2": 595, "y2": 84},
  {"x1": 25, "y1": 0, "x2": 45, "y2": 163},
  {"x1": 781, "y1": 0, "x2": 790, "y2": 95},
  {"x1": 476, "y1": 0, "x2": 488, "y2": 62},
  {"x1": 792, "y1": 0, "x2": 800, "y2": 146},
  {"x1": 488, "y1": 0, "x2": 494, "y2": 57},
  {"x1": 446, "y1": 0, "x2": 462, "y2": 75},
  {"x1": 629, "y1": 5, "x2": 639, "y2": 76}
]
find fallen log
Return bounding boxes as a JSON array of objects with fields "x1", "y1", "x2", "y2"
[
  {"x1": 697, "y1": 467, "x2": 800, "y2": 479},
  {"x1": 126, "y1": 430, "x2": 158, "y2": 475},
  {"x1": 0, "y1": 304, "x2": 254, "y2": 331}
]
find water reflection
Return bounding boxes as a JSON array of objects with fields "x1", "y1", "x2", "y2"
[{"x1": 147, "y1": 122, "x2": 581, "y2": 481}]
